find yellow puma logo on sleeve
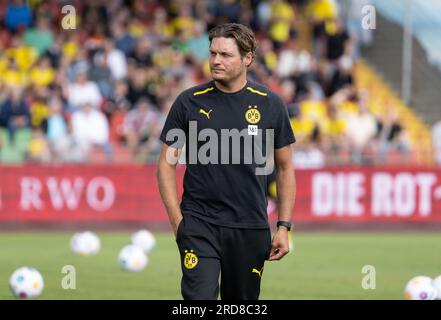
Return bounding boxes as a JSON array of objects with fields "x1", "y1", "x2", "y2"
[
  {"x1": 252, "y1": 267, "x2": 264, "y2": 277},
  {"x1": 199, "y1": 108, "x2": 213, "y2": 119}
]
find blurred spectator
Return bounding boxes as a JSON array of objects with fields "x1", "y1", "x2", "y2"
[
  {"x1": 321, "y1": 105, "x2": 349, "y2": 164},
  {"x1": 127, "y1": 67, "x2": 155, "y2": 107},
  {"x1": 106, "y1": 80, "x2": 131, "y2": 114},
  {"x1": 375, "y1": 107, "x2": 409, "y2": 164},
  {"x1": 46, "y1": 97, "x2": 84, "y2": 163},
  {"x1": 327, "y1": 55, "x2": 354, "y2": 96},
  {"x1": 46, "y1": 97, "x2": 67, "y2": 143},
  {"x1": 212, "y1": 0, "x2": 241, "y2": 24},
  {"x1": 4, "y1": 0, "x2": 32, "y2": 32},
  {"x1": 103, "y1": 39, "x2": 127, "y2": 81},
  {"x1": 122, "y1": 98, "x2": 158, "y2": 161},
  {"x1": 2, "y1": 57, "x2": 28, "y2": 88},
  {"x1": 89, "y1": 52, "x2": 113, "y2": 98},
  {"x1": 289, "y1": 103, "x2": 316, "y2": 146},
  {"x1": 171, "y1": 5, "x2": 196, "y2": 45},
  {"x1": 128, "y1": 37, "x2": 154, "y2": 67},
  {"x1": 5, "y1": 35, "x2": 38, "y2": 73},
  {"x1": 276, "y1": 38, "x2": 312, "y2": 79},
  {"x1": 29, "y1": 95, "x2": 50, "y2": 132},
  {"x1": 268, "y1": 0, "x2": 296, "y2": 50},
  {"x1": 325, "y1": 17, "x2": 352, "y2": 62},
  {"x1": 280, "y1": 79, "x2": 297, "y2": 105},
  {"x1": 259, "y1": 38, "x2": 278, "y2": 75},
  {"x1": 148, "y1": 96, "x2": 176, "y2": 160},
  {"x1": 65, "y1": 69, "x2": 102, "y2": 111},
  {"x1": 345, "y1": 98, "x2": 377, "y2": 164},
  {"x1": 187, "y1": 21, "x2": 210, "y2": 62},
  {"x1": 110, "y1": 22, "x2": 135, "y2": 57},
  {"x1": 256, "y1": 1, "x2": 272, "y2": 32},
  {"x1": 26, "y1": 127, "x2": 51, "y2": 162},
  {"x1": 432, "y1": 120, "x2": 441, "y2": 166},
  {"x1": 340, "y1": 0, "x2": 373, "y2": 59},
  {"x1": 306, "y1": 0, "x2": 339, "y2": 58},
  {"x1": 293, "y1": 140, "x2": 325, "y2": 169},
  {"x1": 23, "y1": 15, "x2": 54, "y2": 56},
  {"x1": 71, "y1": 103, "x2": 112, "y2": 161},
  {"x1": 0, "y1": 87, "x2": 30, "y2": 144},
  {"x1": 30, "y1": 56, "x2": 55, "y2": 87}
]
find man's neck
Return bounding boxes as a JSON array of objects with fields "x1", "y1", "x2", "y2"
[{"x1": 214, "y1": 76, "x2": 247, "y2": 93}]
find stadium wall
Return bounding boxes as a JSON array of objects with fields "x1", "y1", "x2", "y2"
[{"x1": 1, "y1": 165, "x2": 441, "y2": 225}]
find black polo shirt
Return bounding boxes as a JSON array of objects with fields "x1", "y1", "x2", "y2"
[{"x1": 160, "y1": 80, "x2": 295, "y2": 229}]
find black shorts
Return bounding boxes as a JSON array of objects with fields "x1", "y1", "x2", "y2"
[{"x1": 175, "y1": 213, "x2": 272, "y2": 300}]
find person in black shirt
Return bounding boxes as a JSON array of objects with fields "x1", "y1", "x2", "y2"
[
  {"x1": 157, "y1": 23, "x2": 296, "y2": 300},
  {"x1": 326, "y1": 18, "x2": 351, "y2": 61}
]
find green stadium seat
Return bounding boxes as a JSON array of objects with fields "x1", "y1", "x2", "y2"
[{"x1": 0, "y1": 128, "x2": 32, "y2": 163}]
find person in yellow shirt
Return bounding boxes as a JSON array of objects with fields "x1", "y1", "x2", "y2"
[
  {"x1": 269, "y1": 0, "x2": 295, "y2": 49},
  {"x1": 289, "y1": 103, "x2": 316, "y2": 145},
  {"x1": 306, "y1": 0, "x2": 338, "y2": 58},
  {"x1": 171, "y1": 5, "x2": 195, "y2": 37},
  {"x1": 2, "y1": 58, "x2": 28, "y2": 88},
  {"x1": 321, "y1": 105, "x2": 349, "y2": 164},
  {"x1": 30, "y1": 56, "x2": 55, "y2": 87},
  {"x1": 300, "y1": 98, "x2": 327, "y2": 124},
  {"x1": 5, "y1": 36, "x2": 38, "y2": 72},
  {"x1": 307, "y1": 0, "x2": 338, "y2": 23},
  {"x1": 29, "y1": 98, "x2": 50, "y2": 130},
  {"x1": 26, "y1": 127, "x2": 51, "y2": 162}
]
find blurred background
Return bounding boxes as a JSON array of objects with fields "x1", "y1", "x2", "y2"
[
  {"x1": 0, "y1": 0, "x2": 440, "y2": 166},
  {"x1": 0, "y1": 0, "x2": 440, "y2": 300}
]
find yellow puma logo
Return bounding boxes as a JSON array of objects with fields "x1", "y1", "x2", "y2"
[
  {"x1": 199, "y1": 108, "x2": 213, "y2": 119},
  {"x1": 252, "y1": 267, "x2": 263, "y2": 277}
]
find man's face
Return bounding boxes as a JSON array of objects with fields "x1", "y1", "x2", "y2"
[{"x1": 209, "y1": 37, "x2": 251, "y2": 84}]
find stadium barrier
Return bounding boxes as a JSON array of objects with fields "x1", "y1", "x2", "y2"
[{"x1": 0, "y1": 165, "x2": 440, "y2": 223}]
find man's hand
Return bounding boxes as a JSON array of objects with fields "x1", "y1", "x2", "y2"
[
  {"x1": 268, "y1": 227, "x2": 290, "y2": 261},
  {"x1": 172, "y1": 216, "x2": 183, "y2": 239},
  {"x1": 157, "y1": 144, "x2": 184, "y2": 240}
]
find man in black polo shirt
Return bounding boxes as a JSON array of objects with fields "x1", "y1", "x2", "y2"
[{"x1": 157, "y1": 23, "x2": 296, "y2": 300}]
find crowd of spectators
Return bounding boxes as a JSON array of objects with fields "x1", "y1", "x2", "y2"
[{"x1": 0, "y1": 0, "x2": 412, "y2": 166}]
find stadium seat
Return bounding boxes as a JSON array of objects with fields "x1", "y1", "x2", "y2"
[{"x1": 0, "y1": 128, "x2": 32, "y2": 163}]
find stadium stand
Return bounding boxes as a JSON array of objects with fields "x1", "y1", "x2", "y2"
[{"x1": 0, "y1": 0, "x2": 437, "y2": 166}]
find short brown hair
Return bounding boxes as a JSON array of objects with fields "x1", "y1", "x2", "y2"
[{"x1": 208, "y1": 23, "x2": 258, "y2": 61}]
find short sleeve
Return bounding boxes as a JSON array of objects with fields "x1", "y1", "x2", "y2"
[
  {"x1": 159, "y1": 94, "x2": 188, "y2": 148},
  {"x1": 272, "y1": 95, "x2": 296, "y2": 149}
]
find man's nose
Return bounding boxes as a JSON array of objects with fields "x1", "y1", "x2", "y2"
[{"x1": 211, "y1": 54, "x2": 221, "y2": 65}]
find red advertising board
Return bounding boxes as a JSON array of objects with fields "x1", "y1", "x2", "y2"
[
  {"x1": 0, "y1": 165, "x2": 440, "y2": 223},
  {"x1": 294, "y1": 167, "x2": 441, "y2": 223}
]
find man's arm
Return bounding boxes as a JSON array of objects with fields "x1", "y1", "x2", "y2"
[
  {"x1": 157, "y1": 143, "x2": 183, "y2": 238},
  {"x1": 268, "y1": 144, "x2": 296, "y2": 261}
]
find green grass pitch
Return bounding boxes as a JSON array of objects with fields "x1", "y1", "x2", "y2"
[{"x1": 1, "y1": 231, "x2": 440, "y2": 299}]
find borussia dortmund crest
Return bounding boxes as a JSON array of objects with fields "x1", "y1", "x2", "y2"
[
  {"x1": 184, "y1": 250, "x2": 198, "y2": 269},
  {"x1": 245, "y1": 105, "x2": 261, "y2": 124}
]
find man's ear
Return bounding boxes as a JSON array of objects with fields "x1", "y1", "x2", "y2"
[{"x1": 244, "y1": 52, "x2": 253, "y2": 67}]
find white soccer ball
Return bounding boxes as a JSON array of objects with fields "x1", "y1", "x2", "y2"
[
  {"x1": 131, "y1": 229, "x2": 156, "y2": 253},
  {"x1": 70, "y1": 231, "x2": 101, "y2": 256},
  {"x1": 9, "y1": 267, "x2": 44, "y2": 299},
  {"x1": 432, "y1": 275, "x2": 441, "y2": 300},
  {"x1": 118, "y1": 245, "x2": 148, "y2": 272},
  {"x1": 404, "y1": 275, "x2": 437, "y2": 300}
]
